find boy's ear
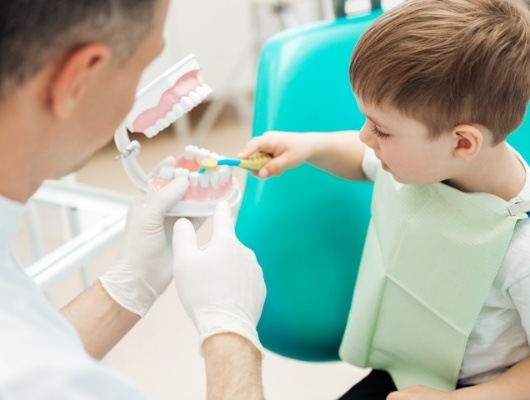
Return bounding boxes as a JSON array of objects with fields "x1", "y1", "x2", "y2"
[
  {"x1": 48, "y1": 44, "x2": 111, "y2": 120},
  {"x1": 451, "y1": 124, "x2": 483, "y2": 162}
]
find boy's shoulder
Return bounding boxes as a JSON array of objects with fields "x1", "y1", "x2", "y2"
[{"x1": 497, "y1": 143, "x2": 530, "y2": 286}]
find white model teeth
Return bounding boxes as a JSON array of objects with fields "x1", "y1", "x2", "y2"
[
  {"x1": 219, "y1": 166, "x2": 230, "y2": 183},
  {"x1": 210, "y1": 171, "x2": 220, "y2": 187},
  {"x1": 189, "y1": 172, "x2": 200, "y2": 186},
  {"x1": 195, "y1": 86, "x2": 207, "y2": 98},
  {"x1": 180, "y1": 96, "x2": 194, "y2": 112},
  {"x1": 184, "y1": 145, "x2": 198, "y2": 160},
  {"x1": 172, "y1": 103, "x2": 185, "y2": 119},
  {"x1": 156, "y1": 145, "x2": 233, "y2": 190},
  {"x1": 188, "y1": 91, "x2": 202, "y2": 105},
  {"x1": 195, "y1": 148, "x2": 209, "y2": 163},
  {"x1": 202, "y1": 84, "x2": 213, "y2": 96},
  {"x1": 156, "y1": 118, "x2": 170, "y2": 131},
  {"x1": 166, "y1": 111, "x2": 177, "y2": 124},
  {"x1": 142, "y1": 83, "x2": 211, "y2": 138},
  {"x1": 145, "y1": 127, "x2": 158, "y2": 138},
  {"x1": 199, "y1": 174, "x2": 209, "y2": 188}
]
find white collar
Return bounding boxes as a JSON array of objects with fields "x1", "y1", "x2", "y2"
[{"x1": 510, "y1": 146, "x2": 530, "y2": 203}]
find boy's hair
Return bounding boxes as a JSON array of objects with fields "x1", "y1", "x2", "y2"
[
  {"x1": 0, "y1": 0, "x2": 159, "y2": 99},
  {"x1": 350, "y1": 0, "x2": 530, "y2": 144}
]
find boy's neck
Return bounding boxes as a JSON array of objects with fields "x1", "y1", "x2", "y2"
[{"x1": 445, "y1": 142, "x2": 526, "y2": 202}]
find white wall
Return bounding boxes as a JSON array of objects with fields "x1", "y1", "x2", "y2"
[{"x1": 139, "y1": 0, "x2": 331, "y2": 99}]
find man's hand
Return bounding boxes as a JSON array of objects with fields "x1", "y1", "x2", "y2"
[
  {"x1": 172, "y1": 201, "x2": 266, "y2": 355},
  {"x1": 100, "y1": 160, "x2": 189, "y2": 317}
]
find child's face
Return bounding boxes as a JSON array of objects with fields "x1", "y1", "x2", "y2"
[{"x1": 357, "y1": 99, "x2": 457, "y2": 185}]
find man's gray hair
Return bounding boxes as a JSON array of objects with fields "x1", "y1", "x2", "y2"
[{"x1": 0, "y1": 0, "x2": 159, "y2": 98}]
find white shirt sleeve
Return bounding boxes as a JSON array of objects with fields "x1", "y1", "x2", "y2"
[
  {"x1": 504, "y1": 152, "x2": 530, "y2": 345},
  {"x1": 504, "y1": 223, "x2": 530, "y2": 345},
  {"x1": 459, "y1": 154, "x2": 530, "y2": 384},
  {"x1": 6, "y1": 355, "x2": 147, "y2": 400},
  {"x1": 361, "y1": 147, "x2": 379, "y2": 182}
]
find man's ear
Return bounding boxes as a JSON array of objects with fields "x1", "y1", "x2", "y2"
[
  {"x1": 452, "y1": 124, "x2": 483, "y2": 162},
  {"x1": 49, "y1": 44, "x2": 111, "y2": 120}
]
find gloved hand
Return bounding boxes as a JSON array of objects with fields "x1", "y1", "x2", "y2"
[
  {"x1": 172, "y1": 201, "x2": 266, "y2": 356},
  {"x1": 100, "y1": 158, "x2": 189, "y2": 317}
]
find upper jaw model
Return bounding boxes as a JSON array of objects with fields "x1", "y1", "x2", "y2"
[{"x1": 114, "y1": 54, "x2": 240, "y2": 217}]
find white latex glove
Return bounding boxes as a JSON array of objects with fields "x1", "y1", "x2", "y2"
[
  {"x1": 173, "y1": 201, "x2": 266, "y2": 356},
  {"x1": 100, "y1": 159, "x2": 190, "y2": 317}
]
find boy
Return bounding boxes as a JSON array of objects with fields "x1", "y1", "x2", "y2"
[{"x1": 239, "y1": 0, "x2": 530, "y2": 398}]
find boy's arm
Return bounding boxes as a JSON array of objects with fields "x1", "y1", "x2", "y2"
[
  {"x1": 455, "y1": 356, "x2": 530, "y2": 400},
  {"x1": 307, "y1": 131, "x2": 367, "y2": 181},
  {"x1": 387, "y1": 355, "x2": 530, "y2": 400},
  {"x1": 239, "y1": 131, "x2": 368, "y2": 181}
]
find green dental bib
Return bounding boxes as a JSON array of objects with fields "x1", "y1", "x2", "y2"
[{"x1": 339, "y1": 168, "x2": 528, "y2": 390}]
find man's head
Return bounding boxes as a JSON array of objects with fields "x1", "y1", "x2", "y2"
[
  {"x1": 0, "y1": 0, "x2": 159, "y2": 99},
  {"x1": 0, "y1": 0, "x2": 169, "y2": 201},
  {"x1": 350, "y1": 0, "x2": 530, "y2": 145}
]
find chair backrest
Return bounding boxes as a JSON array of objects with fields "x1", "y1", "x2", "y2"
[
  {"x1": 236, "y1": 7, "x2": 530, "y2": 362},
  {"x1": 235, "y1": 10, "x2": 382, "y2": 362},
  {"x1": 509, "y1": 114, "x2": 530, "y2": 161}
]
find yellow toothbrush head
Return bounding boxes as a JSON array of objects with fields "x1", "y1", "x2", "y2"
[{"x1": 199, "y1": 158, "x2": 219, "y2": 171}]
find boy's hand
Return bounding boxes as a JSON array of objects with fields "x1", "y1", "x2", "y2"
[{"x1": 238, "y1": 131, "x2": 313, "y2": 179}]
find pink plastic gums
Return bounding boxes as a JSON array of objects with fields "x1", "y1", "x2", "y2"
[
  {"x1": 132, "y1": 70, "x2": 204, "y2": 133},
  {"x1": 150, "y1": 155, "x2": 238, "y2": 202}
]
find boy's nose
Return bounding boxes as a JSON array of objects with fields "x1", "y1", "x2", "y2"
[{"x1": 359, "y1": 123, "x2": 378, "y2": 150}]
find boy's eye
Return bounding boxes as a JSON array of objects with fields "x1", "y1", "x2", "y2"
[{"x1": 371, "y1": 126, "x2": 390, "y2": 139}]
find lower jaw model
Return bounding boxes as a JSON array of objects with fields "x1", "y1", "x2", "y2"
[
  {"x1": 114, "y1": 55, "x2": 241, "y2": 217},
  {"x1": 150, "y1": 145, "x2": 240, "y2": 216}
]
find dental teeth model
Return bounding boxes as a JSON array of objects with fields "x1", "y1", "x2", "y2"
[
  {"x1": 114, "y1": 55, "x2": 241, "y2": 216},
  {"x1": 150, "y1": 145, "x2": 239, "y2": 206},
  {"x1": 125, "y1": 60, "x2": 212, "y2": 139}
]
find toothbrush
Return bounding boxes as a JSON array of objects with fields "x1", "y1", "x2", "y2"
[{"x1": 198, "y1": 152, "x2": 272, "y2": 174}]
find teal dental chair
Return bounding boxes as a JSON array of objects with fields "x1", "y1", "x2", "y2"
[
  {"x1": 235, "y1": 1, "x2": 381, "y2": 362},
  {"x1": 236, "y1": 0, "x2": 530, "y2": 362},
  {"x1": 509, "y1": 114, "x2": 530, "y2": 161}
]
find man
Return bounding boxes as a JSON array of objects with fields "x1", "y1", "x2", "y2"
[{"x1": 0, "y1": 1, "x2": 265, "y2": 398}]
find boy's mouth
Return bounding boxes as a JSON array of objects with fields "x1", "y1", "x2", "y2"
[{"x1": 374, "y1": 152, "x2": 390, "y2": 171}]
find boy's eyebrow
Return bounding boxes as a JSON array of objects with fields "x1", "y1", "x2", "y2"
[{"x1": 364, "y1": 114, "x2": 391, "y2": 131}]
